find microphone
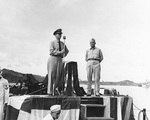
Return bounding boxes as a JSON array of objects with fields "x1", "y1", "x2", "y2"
[{"x1": 63, "y1": 36, "x2": 66, "y2": 40}]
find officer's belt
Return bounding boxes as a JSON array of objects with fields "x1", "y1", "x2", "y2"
[
  {"x1": 87, "y1": 58, "x2": 99, "y2": 61},
  {"x1": 51, "y1": 55, "x2": 63, "y2": 58}
]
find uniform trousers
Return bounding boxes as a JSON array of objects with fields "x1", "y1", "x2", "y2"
[
  {"x1": 47, "y1": 56, "x2": 63, "y2": 95},
  {"x1": 0, "y1": 84, "x2": 5, "y2": 120},
  {"x1": 86, "y1": 60, "x2": 101, "y2": 95}
]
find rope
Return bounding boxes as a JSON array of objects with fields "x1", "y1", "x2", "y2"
[
  {"x1": 133, "y1": 103, "x2": 142, "y2": 111},
  {"x1": 133, "y1": 103, "x2": 150, "y2": 112},
  {"x1": 28, "y1": 87, "x2": 47, "y2": 95}
]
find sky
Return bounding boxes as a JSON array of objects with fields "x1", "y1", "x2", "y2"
[{"x1": 0, "y1": 0, "x2": 150, "y2": 83}]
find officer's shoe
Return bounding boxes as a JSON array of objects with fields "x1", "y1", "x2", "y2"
[
  {"x1": 86, "y1": 93, "x2": 91, "y2": 96},
  {"x1": 95, "y1": 92, "x2": 100, "y2": 97}
]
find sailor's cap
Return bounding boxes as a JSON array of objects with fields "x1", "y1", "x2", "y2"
[{"x1": 50, "y1": 105, "x2": 61, "y2": 113}]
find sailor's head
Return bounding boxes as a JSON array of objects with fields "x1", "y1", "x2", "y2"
[{"x1": 50, "y1": 104, "x2": 61, "y2": 119}]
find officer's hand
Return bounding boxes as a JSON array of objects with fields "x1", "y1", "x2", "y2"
[{"x1": 60, "y1": 49, "x2": 65, "y2": 54}]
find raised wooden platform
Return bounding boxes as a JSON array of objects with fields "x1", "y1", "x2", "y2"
[{"x1": 5, "y1": 95, "x2": 134, "y2": 120}]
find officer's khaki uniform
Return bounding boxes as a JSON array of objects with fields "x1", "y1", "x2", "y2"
[
  {"x1": 47, "y1": 40, "x2": 69, "y2": 95},
  {"x1": 85, "y1": 47, "x2": 103, "y2": 95}
]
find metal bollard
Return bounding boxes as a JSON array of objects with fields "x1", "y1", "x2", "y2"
[{"x1": 143, "y1": 108, "x2": 146, "y2": 120}]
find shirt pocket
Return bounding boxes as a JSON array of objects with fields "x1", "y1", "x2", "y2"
[{"x1": 94, "y1": 52, "x2": 99, "y2": 58}]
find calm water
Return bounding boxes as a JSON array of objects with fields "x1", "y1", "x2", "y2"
[{"x1": 81, "y1": 84, "x2": 150, "y2": 120}]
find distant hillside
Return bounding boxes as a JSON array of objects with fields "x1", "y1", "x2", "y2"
[
  {"x1": 2, "y1": 68, "x2": 45, "y2": 83},
  {"x1": 80, "y1": 80, "x2": 139, "y2": 86},
  {"x1": 101, "y1": 80, "x2": 138, "y2": 86},
  {"x1": 1, "y1": 68, "x2": 139, "y2": 86}
]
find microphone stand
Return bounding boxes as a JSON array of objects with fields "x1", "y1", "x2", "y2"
[
  {"x1": 62, "y1": 36, "x2": 67, "y2": 94},
  {"x1": 63, "y1": 36, "x2": 66, "y2": 59}
]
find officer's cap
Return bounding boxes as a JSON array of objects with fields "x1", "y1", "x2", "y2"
[{"x1": 53, "y1": 29, "x2": 63, "y2": 35}]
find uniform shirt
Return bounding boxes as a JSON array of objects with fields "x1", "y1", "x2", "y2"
[
  {"x1": 43, "y1": 113, "x2": 53, "y2": 120},
  {"x1": 49, "y1": 40, "x2": 69, "y2": 58},
  {"x1": 85, "y1": 47, "x2": 103, "y2": 62},
  {"x1": 0, "y1": 77, "x2": 9, "y2": 104}
]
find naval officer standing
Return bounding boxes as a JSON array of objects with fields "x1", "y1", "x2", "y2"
[
  {"x1": 85, "y1": 38, "x2": 103, "y2": 96},
  {"x1": 47, "y1": 29, "x2": 69, "y2": 95}
]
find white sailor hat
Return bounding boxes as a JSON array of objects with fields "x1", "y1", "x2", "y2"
[
  {"x1": 50, "y1": 105, "x2": 61, "y2": 113},
  {"x1": 0, "y1": 67, "x2": 2, "y2": 74}
]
